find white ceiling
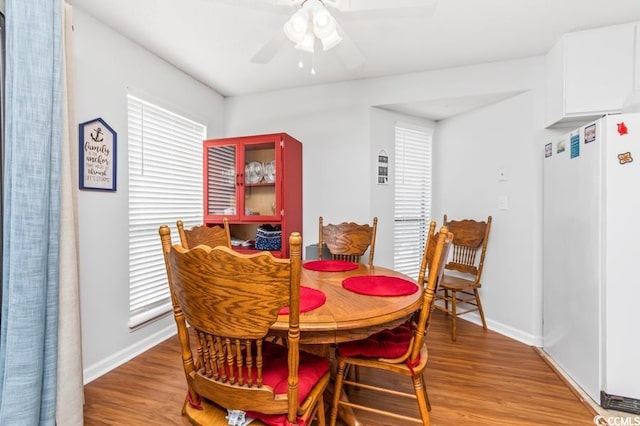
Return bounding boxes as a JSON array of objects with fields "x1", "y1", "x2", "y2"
[{"x1": 71, "y1": 0, "x2": 640, "y2": 120}]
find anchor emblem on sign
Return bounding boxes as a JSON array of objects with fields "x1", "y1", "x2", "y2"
[{"x1": 90, "y1": 127, "x2": 104, "y2": 143}]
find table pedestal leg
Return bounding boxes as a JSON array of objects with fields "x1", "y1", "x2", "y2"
[
  {"x1": 338, "y1": 389, "x2": 362, "y2": 426},
  {"x1": 324, "y1": 378, "x2": 362, "y2": 426}
]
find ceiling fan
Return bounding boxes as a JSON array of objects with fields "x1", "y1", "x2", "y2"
[{"x1": 248, "y1": 0, "x2": 438, "y2": 69}]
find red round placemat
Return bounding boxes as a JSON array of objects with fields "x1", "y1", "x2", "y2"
[
  {"x1": 279, "y1": 286, "x2": 327, "y2": 315},
  {"x1": 342, "y1": 275, "x2": 419, "y2": 296},
  {"x1": 303, "y1": 259, "x2": 359, "y2": 272}
]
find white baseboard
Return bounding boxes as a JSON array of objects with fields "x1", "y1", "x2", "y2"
[
  {"x1": 83, "y1": 324, "x2": 176, "y2": 384},
  {"x1": 459, "y1": 312, "x2": 543, "y2": 347}
]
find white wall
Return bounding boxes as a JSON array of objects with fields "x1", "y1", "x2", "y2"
[
  {"x1": 433, "y1": 92, "x2": 542, "y2": 342},
  {"x1": 225, "y1": 57, "x2": 549, "y2": 344},
  {"x1": 430, "y1": 85, "x2": 566, "y2": 344},
  {"x1": 73, "y1": 9, "x2": 225, "y2": 383}
]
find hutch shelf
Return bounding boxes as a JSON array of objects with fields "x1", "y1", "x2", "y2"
[{"x1": 203, "y1": 132, "x2": 302, "y2": 258}]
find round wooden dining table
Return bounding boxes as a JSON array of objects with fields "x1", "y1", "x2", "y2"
[{"x1": 271, "y1": 261, "x2": 423, "y2": 345}]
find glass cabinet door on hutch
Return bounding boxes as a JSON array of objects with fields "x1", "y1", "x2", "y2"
[
  {"x1": 205, "y1": 143, "x2": 238, "y2": 217},
  {"x1": 203, "y1": 133, "x2": 302, "y2": 258}
]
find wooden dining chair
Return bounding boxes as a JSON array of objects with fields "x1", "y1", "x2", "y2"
[
  {"x1": 159, "y1": 227, "x2": 331, "y2": 425},
  {"x1": 329, "y1": 224, "x2": 453, "y2": 426},
  {"x1": 434, "y1": 214, "x2": 492, "y2": 341},
  {"x1": 318, "y1": 216, "x2": 378, "y2": 266},
  {"x1": 176, "y1": 218, "x2": 231, "y2": 249}
]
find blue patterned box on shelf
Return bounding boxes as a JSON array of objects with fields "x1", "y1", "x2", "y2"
[{"x1": 255, "y1": 226, "x2": 282, "y2": 251}]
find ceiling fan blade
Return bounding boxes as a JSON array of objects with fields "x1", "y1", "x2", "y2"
[
  {"x1": 333, "y1": 23, "x2": 365, "y2": 69},
  {"x1": 251, "y1": 31, "x2": 288, "y2": 64}
]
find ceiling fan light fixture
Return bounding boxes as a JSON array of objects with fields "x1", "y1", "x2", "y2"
[
  {"x1": 283, "y1": 9, "x2": 310, "y2": 43},
  {"x1": 311, "y1": 6, "x2": 335, "y2": 36},
  {"x1": 294, "y1": 29, "x2": 315, "y2": 52},
  {"x1": 283, "y1": 0, "x2": 343, "y2": 55},
  {"x1": 320, "y1": 30, "x2": 342, "y2": 51}
]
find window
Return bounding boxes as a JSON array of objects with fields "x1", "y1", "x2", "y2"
[
  {"x1": 127, "y1": 94, "x2": 206, "y2": 328},
  {"x1": 393, "y1": 122, "x2": 432, "y2": 279}
]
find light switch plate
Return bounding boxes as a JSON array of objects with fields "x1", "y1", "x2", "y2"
[{"x1": 498, "y1": 195, "x2": 509, "y2": 210}]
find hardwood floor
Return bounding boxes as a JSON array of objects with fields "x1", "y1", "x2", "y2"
[{"x1": 83, "y1": 310, "x2": 596, "y2": 425}]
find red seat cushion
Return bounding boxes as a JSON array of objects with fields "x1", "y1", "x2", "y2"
[
  {"x1": 246, "y1": 341, "x2": 329, "y2": 426},
  {"x1": 337, "y1": 322, "x2": 413, "y2": 359}
]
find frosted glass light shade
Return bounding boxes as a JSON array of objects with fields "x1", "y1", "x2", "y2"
[
  {"x1": 284, "y1": 9, "x2": 310, "y2": 43},
  {"x1": 295, "y1": 29, "x2": 315, "y2": 53},
  {"x1": 284, "y1": 1, "x2": 342, "y2": 54},
  {"x1": 312, "y1": 7, "x2": 335, "y2": 38},
  {"x1": 320, "y1": 30, "x2": 342, "y2": 51}
]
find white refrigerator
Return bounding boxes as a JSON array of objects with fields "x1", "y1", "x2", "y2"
[{"x1": 543, "y1": 113, "x2": 640, "y2": 413}]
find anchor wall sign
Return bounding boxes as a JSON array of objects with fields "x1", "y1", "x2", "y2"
[{"x1": 79, "y1": 117, "x2": 117, "y2": 191}]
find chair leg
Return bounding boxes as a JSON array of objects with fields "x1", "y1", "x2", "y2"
[
  {"x1": 474, "y1": 289, "x2": 488, "y2": 330},
  {"x1": 426, "y1": 387, "x2": 431, "y2": 412},
  {"x1": 354, "y1": 365, "x2": 360, "y2": 389},
  {"x1": 443, "y1": 289, "x2": 449, "y2": 311},
  {"x1": 316, "y1": 392, "x2": 326, "y2": 426},
  {"x1": 412, "y1": 374, "x2": 431, "y2": 425},
  {"x1": 344, "y1": 364, "x2": 360, "y2": 393},
  {"x1": 329, "y1": 360, "x2": 347, "y2": 426},
  {"x1": 451, "y1": 290, "x2": 457, "y2": 341},
  {"x1": 421, "y1": 373, "x2": 431, "y2": 412}
]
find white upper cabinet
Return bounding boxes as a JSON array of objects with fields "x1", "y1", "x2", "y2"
[{"x1": 545, "y1": 22, "x2": 637, "y2": 128}]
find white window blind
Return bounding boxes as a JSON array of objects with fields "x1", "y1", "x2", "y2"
[
  {"x1": 127, "y1": 94, "x2": 206, "y2": 328},
  {"x1": 393, "y1": 122, "x2": 432, "y2": 279}
]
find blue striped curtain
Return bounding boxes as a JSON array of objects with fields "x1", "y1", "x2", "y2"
[{"x1": 0, "y1": 1, "x2": 62, "y2": 424}]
